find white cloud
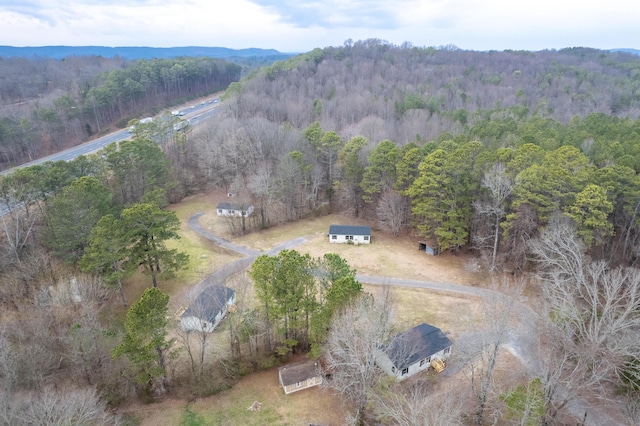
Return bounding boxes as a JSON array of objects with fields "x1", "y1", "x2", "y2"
[{"x1": 0, "y1": 0, "x2": 638, "y2": 52}]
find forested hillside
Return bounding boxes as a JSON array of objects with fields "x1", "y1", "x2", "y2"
[
  {"x1": 0, "y1": 45, "x2": 287, "y2": 60},
  {"x1": 190, "y1": 41, "x2": 640, "y2": 270},
  {"x1": 230, "y1": 42, "x2": 640, "y2": 134},
  {"x1": 2, "y1": 40, "x2": 640, "y2": 424},
  {"x1": 0, "y1": 55, "x2": 241, "y2": 169}
]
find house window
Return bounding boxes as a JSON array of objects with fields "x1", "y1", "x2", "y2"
[
  {"x1": 444, "y1": 347, "x2": 450, "y2": 355},
  {"x1": 296, "y1": 382, "x2": 301, "y2": 388},
  {"x1": 346, "y1": 235, "x2": 353, "y2": 240},
  {"x1": 420, "y1": 357, "x2": 430, "y2": 367},
  {"x1": 364, "y1": 236, "x2": 369, "y2": 241},
  {"x1": 401, "y1": 368, "x2": 409, "y2": 375},
  {"x1": 217, "y1": 209, "x2": 222, "y2": 214},
  {"x1": 391, "y1": 367, "x2": 396, "y2": 373},
  {"x1": 332, "y1": 235, "x2": 337, "y2": 240}
]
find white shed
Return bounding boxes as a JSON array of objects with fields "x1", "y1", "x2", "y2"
[{"x1": 278, "y1": 360, "x2": 323, "y2": 395}]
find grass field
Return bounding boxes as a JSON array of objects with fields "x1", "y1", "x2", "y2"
[{"x1": 120, "y1": 191, "x2": 487, "y2": 425}]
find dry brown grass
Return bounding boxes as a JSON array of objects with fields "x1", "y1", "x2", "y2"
[
  {"x1": 121, "y1": 191, "x2": 490, "y2": 425},
  {"x1": 123, "y1": 361, "x2": 349, "y2": 426}
]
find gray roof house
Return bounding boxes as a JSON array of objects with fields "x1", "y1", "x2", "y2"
[
  {"x1": 180, "y1": 285, "x2": 236, "y2": 333},
  {"x1": 278, "y1": 360, "x2": 323, "y2": 394},
  {"x1": 376, "y1": 323, "x2": 452, "y2": 380},
  {"x1": 328, "y1": 224, "x2": 371, "y2": 244}
]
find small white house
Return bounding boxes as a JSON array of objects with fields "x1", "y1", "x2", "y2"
[
  {"x1": 216, "y1": 202, "x2": 254, "y2": 218},
  {"x1": 376, "y1": 323, "x2": 452, "y2": 380},
  {"x1": 278, "y1": 360, "x2": 323, "y2": 394},
  {"x1": 180, "y1": 286, "x2": 236, "y2": 332},
  {"x1": 328, "y1": 225, "x2": 371, "y2": 244}
]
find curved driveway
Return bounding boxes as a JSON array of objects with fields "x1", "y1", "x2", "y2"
[
  {"x1": 187, "y1": 212, "x2": 609, "y2": 425},
  {"x1": 187, "y1": 212, "x2": 539, "y2": 371}
]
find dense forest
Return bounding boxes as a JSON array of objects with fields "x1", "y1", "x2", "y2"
[
  {"x1": 192, "y1": 42, "x2": 640, "y2": 270},
  {"x1": 2, "y1": 41, "x2": 640, "y2": 424},
  {"x1": 0, "y1": 55, "x2": 242, "y2": 169}
]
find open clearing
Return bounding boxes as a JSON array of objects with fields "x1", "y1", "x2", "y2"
[{"x1": 121, "y1": 191, "x2": 489, "y2": 425}]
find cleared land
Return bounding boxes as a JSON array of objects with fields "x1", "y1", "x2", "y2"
[{"x1": 121, "y1": 191, "x2": 489, "y2": 425}]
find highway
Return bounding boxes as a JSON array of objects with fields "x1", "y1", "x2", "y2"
[{"x1": 0, "y1": 96, "x2": 221, "y2": 176}]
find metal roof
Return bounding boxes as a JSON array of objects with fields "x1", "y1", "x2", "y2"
[{"x1": 328, "y1": 225, "x2": 371, "y2": 235}]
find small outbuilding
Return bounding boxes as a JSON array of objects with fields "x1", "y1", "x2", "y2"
[
  {"x1": 278, "y1": 360, "x2": 323, "y2": 394},
  {"x1": 376, "y1": 323, "x2": 452, "y2": 380},
  {"x1": 328, "y1": 225, "x2": 371, "y2": 244},
  {"x1": 418, "y1": 241, "x2": 438, "y2": 256},
  {"x1": 179, "y1": 285, "x2": 236, "y2": 332},
  {"x1": 216, "y1": 202, "x2": 254, "y2": 218}
]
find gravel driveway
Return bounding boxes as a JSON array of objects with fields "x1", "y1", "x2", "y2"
[{"x1": 187, "y1": 212, "x2": 614, "y2": 425}]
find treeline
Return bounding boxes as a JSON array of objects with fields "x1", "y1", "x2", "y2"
[
  {"x1": 190, "y1": 109, "x2": 640, "y2": 272},
  {"x1": 0, "y1": 136, "x2": 195, "y2": 420},
  {"x1": 2, "y1": 41, "x2": 640, "y2": 422},
  {"x1": 0, "y1": 56, "x2": 241, "y2": 169},
  {"x1": 188, "y1": 42, "x2": 640, "y2": 271},
  {"x1": 226, "y1": 41, "x2": 640, "y2": 136},
  {"x1": 0, "y1": 137, "x2": 185, "y2": 283}
]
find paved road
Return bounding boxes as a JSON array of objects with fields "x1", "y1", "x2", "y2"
[
  {"x1": 0, "y1": 96, "x2": 221, "y2": 176},
  {"x1": 186, "y1": 212, "x2": 613, "y2": 425}
]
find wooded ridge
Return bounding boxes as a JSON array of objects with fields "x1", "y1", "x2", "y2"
[{"x1": 2, "y1": 40, "x2": 640, "y2": 424}]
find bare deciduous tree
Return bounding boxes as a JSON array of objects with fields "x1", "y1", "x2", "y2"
[
  {"x1": 323, "y1": 291, "x2": 394, "y2": 425},
  {"x1": 247, "y1": 163, "x2": 276, "y2": 228},
  {"x1": 530, "y1": 220, "x2": 640, "y2": 424},
  {"x1": 473, "y1": 162, "x2": 514, "y2": 271},
  {"x1": 455, "y1": 280, "x2": 521, "y2": 425},
  {"x1": 10, "y1": 387, "x2": 121, "y2": 426},
  {"x1": 376, "y1": 189, "x2": 409, "y2": 236},
  {"x1": 369, "y1": 378, "x2": 464, "y2": 426}
]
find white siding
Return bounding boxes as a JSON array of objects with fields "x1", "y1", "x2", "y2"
[
  {"x1": 328, "y1": 234, "x2": 370, "y2": 244},
  {"x1": 376, "y1": 346, "x2": 452, "y2": 381},
  {"x1": 180, "y1": 315, "x2": 217, "y2": 333},
  {"x1": 216, "y1": 205, "x2": 254, "y2": 217},
  {"x1": 179, "y1": 294, "x2": 235, "y2": 333}
]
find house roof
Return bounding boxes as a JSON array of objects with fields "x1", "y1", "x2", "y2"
[
  {"x1": 278, "y1": 360, "x2": 321, "y2": 386},
  {"x1": 328, "y1": 225, "x2": 371, "y2": 235},
  {"x1": 384, "y1": 323, "x2": 451, "y2": 370},
  {"x1": 217, "y1": 202, "x2": 243, "y2": 210},
  {"x1": 181, "y1": 285, "x2": 235, "y2": 323}
]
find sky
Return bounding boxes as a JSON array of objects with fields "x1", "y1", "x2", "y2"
[{"x1": 0, "y1": 0, "x2": 638, "y2": 53}]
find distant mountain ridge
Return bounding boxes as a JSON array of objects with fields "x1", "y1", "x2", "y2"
[
  {"x1": 0, "y1": 45, "x2": 291, "y2": 60},
  {"x1": 610, "y1": 48, "x2": 640, "y2": 56}
]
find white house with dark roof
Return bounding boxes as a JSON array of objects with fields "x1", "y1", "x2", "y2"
[
  {"x1": 180, "y1": 285, "x2": 236, "y2": 332},
  {"x1": 278, "y1": 360, "x2": 323, "y2": 394},
  {"x1": 376, "y1": 323, "x2": 452, "y2": 380},
  {"x1": 328, "y1": 224, "x2": 371, "y2": 244},
  {"x1": 216, "y1": 202, "x2": 254, "y2": 218}
]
